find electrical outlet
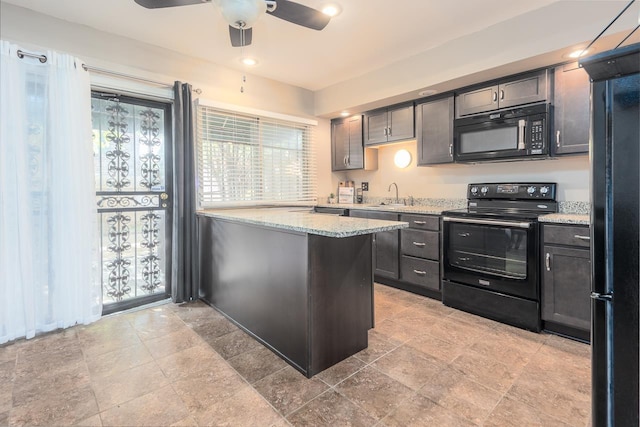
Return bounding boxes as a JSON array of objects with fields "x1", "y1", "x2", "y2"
[{"x1": 361, "y1": 182, "x2": 369, "y2": 191}]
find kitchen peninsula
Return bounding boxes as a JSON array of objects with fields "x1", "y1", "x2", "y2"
[{"x1": 197, "y1": 208, "x2": 408, "y2": 377}]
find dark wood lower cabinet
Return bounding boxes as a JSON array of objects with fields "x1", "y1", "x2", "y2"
[
  {"x1": 198, "y1": 215, "x2": 373, "y2": 377},
  {"x1": 349, "y1": 210, "x2": 399, "y2": 279},
  {"x1": 541, "y1": 224, "x2": 591, "y2": 341}
]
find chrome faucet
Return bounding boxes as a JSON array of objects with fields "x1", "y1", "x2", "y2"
[{"x1": 388, "y1": 182, "x2": 399, "y2": 204}]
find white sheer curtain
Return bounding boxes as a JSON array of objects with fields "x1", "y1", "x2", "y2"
[{"x1": 0, "y1": 41, "x2": 101, "y2": 344}]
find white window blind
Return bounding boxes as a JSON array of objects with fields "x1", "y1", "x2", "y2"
[{"x1": 197, "y1": 105, "x2": 317, "y2": 207}]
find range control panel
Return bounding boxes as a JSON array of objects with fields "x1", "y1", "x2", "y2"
[{"x1": 468, "y1": 183, "x2": 557, "y2": 200}]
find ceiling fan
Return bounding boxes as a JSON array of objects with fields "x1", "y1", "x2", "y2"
[{"x1": 134, "y1": 0, "x2": 332, "y2": 47}]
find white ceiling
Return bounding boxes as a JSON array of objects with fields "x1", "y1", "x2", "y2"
[{"x1": 2, "y1": 0, "x2": 566, "y2": 91}]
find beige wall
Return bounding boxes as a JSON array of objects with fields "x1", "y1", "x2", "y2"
[{"x1": 333, "y1": 141, "x2": 589, "y2": 202}]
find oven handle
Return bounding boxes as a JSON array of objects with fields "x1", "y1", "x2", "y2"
[{"x1": 442, "y1": 216, "x2": 532, "y2": 229}]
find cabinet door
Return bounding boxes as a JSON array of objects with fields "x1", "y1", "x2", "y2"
[
  {"x1": 364, "y1": 110, "x2": 389, "y2": 145},
  {"x1": 542, "y1": 245, "x2": 591, "y2": 331},
  {"x1": 416, "y1": 96, "x2": 454, "y2": 165},
  {"x1": 331, "y1": 119, "x2": 349, "y2": 171},
  {"x1": 349, "y1": 210, "x2": 399, "y2": 279},
  {"x1": 499, "y1": 70, "x2": 548, "y2": 109},
  {"x1": 553, "y1": 64, "x2": 590, "y2": 155},
  {"x1": 347, "y1": 115, "x2": 364, "y2": 169},
  {"x1": 455, "y1": 84, "x2": 499, "y2": 117},
  {"x1": 387, "y1": 104, "x2": 415, "y2": 142}
]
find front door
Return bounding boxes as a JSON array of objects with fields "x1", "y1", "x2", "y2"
[{"x1": 91, "y1": 92, "x2": 172, "y2": 314}]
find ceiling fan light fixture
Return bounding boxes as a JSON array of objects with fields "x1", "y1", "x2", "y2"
[
  {"x1": 321, "y1": 3, "x2": 342, "y2": 17},
  {"x1": 215, "y1": 0, "x2": 267, "y2": 28}
]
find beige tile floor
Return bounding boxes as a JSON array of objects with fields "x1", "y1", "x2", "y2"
[{"x1": 0, "y1": 284, "x2": 591, "y2": 427}]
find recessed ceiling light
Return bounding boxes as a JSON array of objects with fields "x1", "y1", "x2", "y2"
[
  {"x1": 418, "y1": 89, "x2": 438, "y2": 97},
  {"x1": 567, "y1": 48, "x2": 589, "y2": 59},
  {"x1": 242, "y1": 57, "x2": 258, "y2": 66},
  {"x1": 322, "y1": 3, "x2": 342, "y2": 17},
  {"x1": 340, "y1": 111, "x2": 349, "y2": 117}
]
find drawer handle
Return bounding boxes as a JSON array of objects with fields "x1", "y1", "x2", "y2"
[
  {"x1": 412, "y1": 242, "x2": 426, "y2": 247},
  {"x1": 413, "y1": 269, "x2": 427, "y2": 276},
  {"x1": 413, "y1": 221, "x2": 426, "y2": 225},
  {"x1": 574, "y1": 235, "x2": 590, "y2": 241},
  {"x1": 458, "y1": 232, "x2": 470, "y2": 237},
  {"x1": 458, "y1": 257, "x2": 471, "y2": 261}
]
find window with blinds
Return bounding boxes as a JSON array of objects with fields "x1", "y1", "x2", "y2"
[{"x1": 197, "y1": 105, "x2": 317, "y2": 207}]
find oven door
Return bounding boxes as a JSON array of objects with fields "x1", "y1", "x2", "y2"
[{"x1": 442, "y1": 216, "x2": 539, "y2": 300}]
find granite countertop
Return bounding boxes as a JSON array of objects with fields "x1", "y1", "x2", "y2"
[
  {"x1": 316, "y1": 203, "x2": 453, "y2": 216},
  {"x1": 197, "y1": 207, "x2": 408, "y2": 238},
  {"x1": 538, "y1": 213, "x2": 590, "y2": 225}
]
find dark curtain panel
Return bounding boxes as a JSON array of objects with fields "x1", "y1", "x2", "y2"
[{"x1": 171, "y1": 82, "x2": 198, "y2": 303}]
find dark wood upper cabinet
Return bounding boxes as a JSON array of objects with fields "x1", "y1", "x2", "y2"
[
  {"x1": 552, "y1": 63, "x2": 591, "y2": 155},
  {"x1": 416, "y1": 95, "x2": 454, "y2": 165},
  {"x1": 456, "y1": 70, "x2": 548, "y2": 117},
  {"x1": 331, "y1": 115, "x2": 364, "y2": 171},
  {"x1": 364, "y1": 103, "x2": 414, "y2": 145}
]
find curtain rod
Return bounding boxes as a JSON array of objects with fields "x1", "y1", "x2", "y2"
[{"x1": 14, "y1": 49, "x2": 202, "y2": 94}]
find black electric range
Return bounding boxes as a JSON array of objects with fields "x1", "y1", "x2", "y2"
[{"x1": 440, "y1": 183, "x2": 558, "y2": 331}]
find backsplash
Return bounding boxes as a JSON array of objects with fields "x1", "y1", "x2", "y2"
[
  {"x1": 362, "y1": 196, "x2": 467, "y2": 210},
  {"x1": 558, "y1": 201, "x2": 590, "y2": 215}
]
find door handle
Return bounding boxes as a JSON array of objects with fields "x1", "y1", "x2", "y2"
[
  {"x1": 556, "y1": 130, "x2": 561, "y2": 148},
  {"x1": 160, "y1": 192, "x2": 169, "y2": 208},
  {"x1": 590, "y1": 292, "x2": 613, "y2": 302},
  {"x1": 545, "y1": 252, "x2": 551, "y2": 271},
  {"x1": 449, "y1": 144, "x2": 453, "y2": 156},
  {"x1": 518, "y1": 119, "x2": 526, "y2": 150},
  {"x1": 492, "y1": 91, "x2": 498, "y2": 102},
  {"x1": 384, "y1": 127, "x2": 388, "y2": 136},
  {"x1": 347, "y1": 155, "x2": 350, "y2": 166},
  {"x1": 387, "y1": 126, "x2": 392, "y2": 137},
  {"x1": 344, "y1": 156, "x2": 348, "y2": 167},
  {"x1": 500, "y1": 89, "x2": 505, "y2": 100}
]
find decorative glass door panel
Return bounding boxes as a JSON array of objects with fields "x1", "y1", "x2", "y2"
[{"x1": 92, "y1": 93, "x2": 172, "y2": 312}]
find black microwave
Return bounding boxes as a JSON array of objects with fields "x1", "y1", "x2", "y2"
[{"x1": 453, "y1": 103, "x2": 549, "y2": 162}]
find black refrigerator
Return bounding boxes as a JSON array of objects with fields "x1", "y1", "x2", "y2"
[{"x1": 580, "y1": 43, "x2": 639, "y2": 427}]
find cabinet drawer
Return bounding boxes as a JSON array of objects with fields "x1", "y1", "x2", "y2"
[
  {"x1": 401, "y1": 229, "x2": 439, "y2": 259},
  {"x1": 543, "y1": 224, "x2": 591, "y2": 248},
  {"x1": 400, "y1": 256, "x2": 440, "y2": 291},
  {"x1": 400, "y1": 214, "x2": 439, "y2": 231}
]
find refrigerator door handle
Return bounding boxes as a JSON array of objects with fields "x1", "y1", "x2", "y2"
[{"x1": 590, "y1": 291, "x2": 613, "y2": 302}]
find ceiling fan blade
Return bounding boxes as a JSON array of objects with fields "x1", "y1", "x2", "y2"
[
  {"x1": 134, "y1": 0, "x2": 209, "y2": 9},
  {"x1": 267, "y1": 0, "x2": 330, "y2": 30},
  {"x1": 229, "y1": 26, "x2": 253, "y2": 47}
]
